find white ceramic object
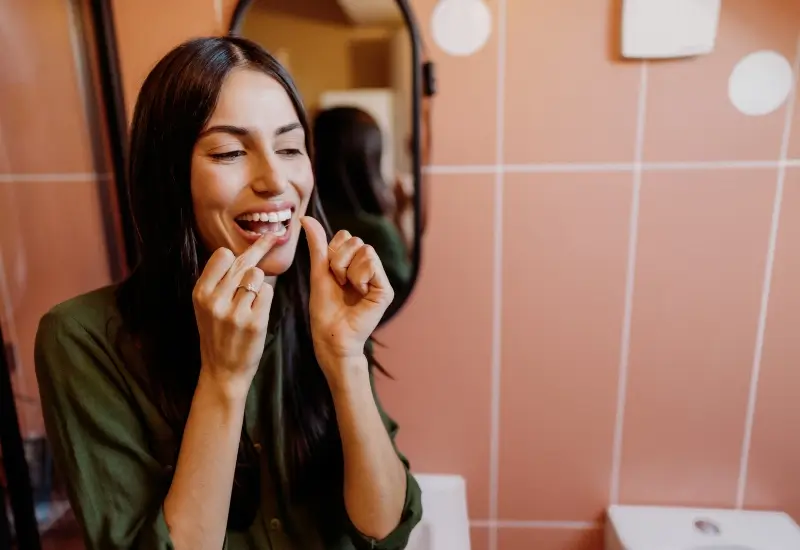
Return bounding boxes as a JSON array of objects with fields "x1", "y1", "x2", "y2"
[
  {"x1": 605, "y1": 505, "x2": 800, "y2": 550},
  {"x1": 406, "y1": 474, "x2": 471, "y2": 550}
]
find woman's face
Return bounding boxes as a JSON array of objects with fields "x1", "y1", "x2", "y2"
[{"x1": 191, "y1": 67, "x2": 313, "y2": 277}]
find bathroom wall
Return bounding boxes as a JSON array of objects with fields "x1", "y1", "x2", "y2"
[
  {"x1": 373, "y1": 0, "x2": 800, "y2": 549},
  {"x1": 0, "y1": 0, "x2": 117, "y2": 438},
  {"x1": 5, "y1": 1, "x2": 800, "y2": 550}
]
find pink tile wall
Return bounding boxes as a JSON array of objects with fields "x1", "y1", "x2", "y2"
[
  {"x1": 372, "y1": 0, "x2": 800, "y2": 549},
  {"x1": 498, "y1": 173, "x2": 631, "y2": 522},
  {"x1": 375, "y1": 174, "x2": 495, "y2": 519},
  {"x1": 0, "y1": 0, "x2": 113, "y2": 437},
  {"x1": 113, "y1": 0, "x2": 229, "y2": 115},
  {"x1": 744, "y1": 167, "x2": 800, "y2": 515}
]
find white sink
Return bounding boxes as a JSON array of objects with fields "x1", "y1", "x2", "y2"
[{"x1": 605, "y1": 505, "x2": 800, "y2": 550}]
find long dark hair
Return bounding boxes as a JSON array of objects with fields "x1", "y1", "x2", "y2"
[
  {"x1": 116, "y1": 36, "x2": 370, "y2": 541},
  {"x1": 313, "y1": 106, "x2": 393, "y2": 217}
]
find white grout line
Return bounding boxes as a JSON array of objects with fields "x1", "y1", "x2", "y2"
[
  {"x1": 423, "y1": 159, "x2": 798, "y2": 175},
  {"x1": 470, "y1": 519, "x2": 600, "y2": 530},
  {"x1": 0, "y1": 173, "x2": 112, "y2": 183},
  {"x1": 609, "y1": 61, "x2": 649, "y2": 505},
  {"x1": 488, "y1": 0, "x2": 507, "y2": 548},
  {"x1": 422, "y1": 164, "x2": 499, "y2": 174},
  {"x1": 735, "y1": 34, "x2": 800, "y2": 510},
  {"x1": 506, "y1": 162, "x2": 635, "y2": 173},
  {"x1": 65, "y1": 0, "x2": 90, "y2": 128},
  {"x1": 213, "y1": 0, "x2": 223, "y2": 31},
  {"x1": 644, "y1": 160, "x2": 780, "y2": 170}
]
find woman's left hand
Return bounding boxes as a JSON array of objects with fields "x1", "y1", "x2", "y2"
[{"x1": 301, "y1": 216, "x2": 394, "y2": 381}]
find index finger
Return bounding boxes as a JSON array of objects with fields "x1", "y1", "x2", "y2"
[
  {"x1": 217, "y1": 233, "x2": 278, "y2": 295},
  {"x1": 300, "y1": 216, "x2": 330, "y2": 275},
  {"x1": 194, "y1": 247, "x2": 236, "y2": 299}
]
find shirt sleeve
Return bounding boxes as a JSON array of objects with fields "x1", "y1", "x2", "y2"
[
  {"x1": 34, "y1": 309, "x2": 175, "y2": 550},
  {"x1": 345, "y1": 365, "x2": 423, "y2": 550},
  {"x1": 361, "y1": 218, "x2": 412, "y2": 293}
]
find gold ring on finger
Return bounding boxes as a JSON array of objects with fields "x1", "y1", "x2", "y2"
[{"x1": 237, "y1": 283, "x2": 259, "y2": 296}]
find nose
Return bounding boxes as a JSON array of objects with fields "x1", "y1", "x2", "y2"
[{"x1": 250, "y1": 152, "x2": 289, "y2": 195}]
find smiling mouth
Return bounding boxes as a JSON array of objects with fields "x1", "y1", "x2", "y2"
[{"x1": 235, "y1": 208, "x2": 293, "y2": 237}]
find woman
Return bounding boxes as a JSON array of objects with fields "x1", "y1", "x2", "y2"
[
  {"x1": 34, "y1": 36, "x2": 422, "y2": 550},
  {"x1": 312, "y1": 107, "x2": 412, "y2": 294}
]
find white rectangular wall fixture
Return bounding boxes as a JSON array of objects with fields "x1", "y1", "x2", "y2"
[{"x1": 621, "y1": 0, "x2": 722, "y2": 59}]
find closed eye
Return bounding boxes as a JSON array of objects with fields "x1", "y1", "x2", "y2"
[
  {"x1": 277, "y1": 148, "x2": 303, "y2": 157},
  {"x1": 210, "y1": 150, "x2": 246, "y2": 161}
]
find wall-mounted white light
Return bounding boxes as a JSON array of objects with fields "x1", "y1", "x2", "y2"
[
  {"x1": 728, "y1": 51, "x2": 794, "y2": 117},
  {"x1": 621, "y1": 0, "x2": 722, "y2": 59},
  {"x1": 431, "y1": 0, "x2": 492, "y2": 57}
]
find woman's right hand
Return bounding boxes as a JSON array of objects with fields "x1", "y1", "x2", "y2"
[{"x1": 192, "y1": 234, "x2": 277, "y2": 401}]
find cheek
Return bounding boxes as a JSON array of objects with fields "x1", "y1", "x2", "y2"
[
  {"x1": 190, "y1": 161, "x2": 240, "y2": 241},
  {"x1": 292, "y1": 163, "x2": 315, "y2": 215},
  {"x1": 193, "y1": 165, "x2": 234, "y2": 205}
]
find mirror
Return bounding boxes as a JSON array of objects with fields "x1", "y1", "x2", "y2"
[{"x1": 230, "y1": 0, "x2": 422, "y2": 323}]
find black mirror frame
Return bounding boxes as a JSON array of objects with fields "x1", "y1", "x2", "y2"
[{"x1": 228, "y1": 0, "x2": 424, "y2": 325}]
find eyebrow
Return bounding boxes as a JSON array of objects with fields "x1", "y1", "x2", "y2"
[{"x1": 199, "y1": 122, "x2": 303, "y2": 139}]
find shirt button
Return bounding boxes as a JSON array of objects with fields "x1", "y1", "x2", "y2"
[
  {"x1": 253, "y1": 443, "x2": 262, "y2": 453},
  {"x1": 269, "y1": 518, "x2": 281, "y2": 531}
]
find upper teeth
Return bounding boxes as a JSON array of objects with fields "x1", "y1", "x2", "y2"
[{"x1": 237, "y1": 209, "x2": 292, "y2": 223}]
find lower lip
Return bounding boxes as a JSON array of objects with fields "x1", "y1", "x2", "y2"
[{"x1": 235, "y1": 220, "x2": 292, "y2": 247}]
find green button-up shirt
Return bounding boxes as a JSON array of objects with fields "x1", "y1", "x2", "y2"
[{"x1": 34, "y1": 286, "x2": 422, "y2": 549}]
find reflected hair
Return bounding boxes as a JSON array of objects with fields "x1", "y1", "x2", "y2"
[
  {"x1": 313, "y1": 106, "x2": 392, "y2": 217},
  {"x1": 115, "y1": 36, "x2": 380, "y2": 540}
]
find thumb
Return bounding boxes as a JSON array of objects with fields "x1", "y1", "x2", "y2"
[{"x1": 300, "y1": 216, "x2": 329, "y2": 273}]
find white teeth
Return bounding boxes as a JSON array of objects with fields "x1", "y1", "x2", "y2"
[
  {"x1": 241, "y1": 216, "x2": 290, "y2": 238},
  {"x1": 244, "y1": 224, "x2": 287, "y2": 237},
  {"x1": 237, "y1": 208, "x2": 292, "y2": 223}
]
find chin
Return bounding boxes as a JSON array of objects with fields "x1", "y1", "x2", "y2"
[
  {"x1": 256, "y1": 243, "x2": 299, "y2": 277},
  {"x1": 256, "y1": 259, "x2": 292, "y2": 277}
]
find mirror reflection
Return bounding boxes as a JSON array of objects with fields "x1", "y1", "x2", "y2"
[{"x1": 236, "y1": 0, "x2": 417, "y2": 310}]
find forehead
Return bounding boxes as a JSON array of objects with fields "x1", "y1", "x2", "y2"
[{"x1": 206, "y1": 68, "x2": 300, "y2": 130}]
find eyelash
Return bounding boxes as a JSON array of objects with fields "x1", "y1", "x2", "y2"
[
  {"x1": 210, "y1": 151, "x2": 245, "y2": 160},
  {"x1": 210, "y1": 149, "x2": 303, "y2": 161}
]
